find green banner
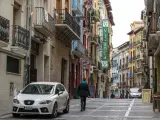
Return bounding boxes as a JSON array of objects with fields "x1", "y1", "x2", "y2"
[{"x1": 102, "y1": 19, "x2": 108, "y2": 68}]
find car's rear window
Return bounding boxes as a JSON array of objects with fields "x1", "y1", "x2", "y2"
[{"x1": 130, "y1": 88, "x2": 141, "y2": 93}]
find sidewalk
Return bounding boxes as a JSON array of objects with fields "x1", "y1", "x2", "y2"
[
  {"x1": 0, "y1": 100, "x2": 12, "y2": 117},
  {"x1": 0, "y1": 98, "x2": 91, "y2": 117}
]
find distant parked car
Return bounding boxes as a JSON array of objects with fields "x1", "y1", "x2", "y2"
[
  {"x1": 12, "y1": 82, "x2": 70, "y2": 118},
  {"x1": 129, "y1": 88, "x2": 142, "y2": 98}
]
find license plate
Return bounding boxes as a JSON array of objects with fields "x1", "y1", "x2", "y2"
[{"x1": 24, "y1": 107, "x2": 32, "y2": 110}]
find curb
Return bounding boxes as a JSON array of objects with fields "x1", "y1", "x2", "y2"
[{"x1": 0, "y1": 99, "x2": 94, "y2": 118}]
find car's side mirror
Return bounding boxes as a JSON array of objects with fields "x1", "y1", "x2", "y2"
[{"x1": 59, "y1": 91, "x2": 63, "y2": 95}]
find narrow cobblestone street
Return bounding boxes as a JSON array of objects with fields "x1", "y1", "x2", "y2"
[{"x1": 1, "y1": 98, "x2": 160, "y2": 120}]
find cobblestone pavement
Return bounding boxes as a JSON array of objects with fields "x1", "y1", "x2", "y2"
[{"x1": 1, "y1": 98, "x2": 160, "y2": 120}]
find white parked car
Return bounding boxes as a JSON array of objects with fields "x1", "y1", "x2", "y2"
[
  {"x1": 12, "y1": 82, "x2": 70, "y2": 118},
  {"x1": 129, "y1": 88, "x2": 142, "y2": 98}
]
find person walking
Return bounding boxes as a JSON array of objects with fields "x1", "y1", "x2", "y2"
[{"x1": 77, "y1": 78, "x2": 90, "y2": 111}]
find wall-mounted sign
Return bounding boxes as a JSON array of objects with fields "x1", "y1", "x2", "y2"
[
  {"x1": 102, "y1": 19, "x2": 108, "y2": 68},
  {"x1": 142, "y1": 89, "x2": 151, "y2": 104}
]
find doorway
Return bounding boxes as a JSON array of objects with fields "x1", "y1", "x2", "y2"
[
  {"x1": 30, "y1": 54, "x2": 37, "y2": 82},
  {"x1": 61, "y1": 58, "x2": 67, "y2": 85},
  {"x1": 44, "y1": 55, "x2": 49, "y2": 81}
]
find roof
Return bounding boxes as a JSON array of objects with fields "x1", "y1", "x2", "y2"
[
  {"x1": 117, "y1": 41, "x2": 129, "y2": 50},
  {"x1": 30, "y1": 82, "x2": 60, "y2": 85},
  {"x1": 127, "y1": 26, "x2": 144, "y2": 35}
]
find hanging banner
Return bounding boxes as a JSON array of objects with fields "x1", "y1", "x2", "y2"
[{"x1": 102, "y1": 19, "x2": 108, "y2": 68}]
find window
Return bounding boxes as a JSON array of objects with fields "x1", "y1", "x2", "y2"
[
  {"x1": 56, "y1": 84, "x2": 65, "y2": 92},
  {"x1": 59, "y1": 84, "x2": 65, "y2": 91},
  {"x1": 44, "y1": 0, "x2": 48, "y2": 10},
  {"x1": 56, "y1": 84, "x2": 61, "y2": 91},
  {"x1": 7, "y1": 56, "x2": 20, "y2": 74},
  {"x1": 22, "y1": 84, "x2": 54, "y2": 94}
]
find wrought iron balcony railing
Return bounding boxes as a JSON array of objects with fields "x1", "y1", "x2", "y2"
[
  {"x1": 34, "y1": 7, "x2": 55, "y2": 36},
  {"x1": 56, "y1": 9, "x2": 80, "y2": 37},
  {"x1": 128, "y1": 73, "x2": 133, "y2": 78},
  {"x1": 125, "y1": 63, "x2": 128, "y2": 68},
  {"x1": 91, "y1": 9, "x2": 100, "y2": 23},
  {"x1": 135, "y1": 68, "x2": 143, "y2": 73},
  {"x1": 12, "y1": 25, "x2": 29, "y2": 50},
  {"x1": 72, "y1": 40, "x2": 85, "y2": 55},
  {"x1": 85, "y1": 48, "x2": 89, "y2": 56},
  {"x1": 136, "y1": 54, "x2": 140, "y2": 59},
  {"x1": 0, "y1": 16, "x2": 9, "y2": 42}
]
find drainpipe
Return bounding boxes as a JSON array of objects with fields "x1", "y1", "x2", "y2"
[
  {"x1": 69, "y1": 48, "x2": 71, "y2": 98},
  {"x1": 27, "y1": 0, "x2": 33, "y2": 85},
  {"x1": 149, "y1": 0, "x2": 156, "y2": 89}
]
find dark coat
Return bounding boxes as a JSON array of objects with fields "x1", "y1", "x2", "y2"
[{"x1": 77, "y1": 83, "x2": 90, "y2": 97}]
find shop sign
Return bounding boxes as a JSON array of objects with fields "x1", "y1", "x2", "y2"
[
  {"x1": 142, "y1": 89, "x2": 151, "y2": 104},
  {"x1": 102, "y1": 19, "x2": 108, "y2": 68}
]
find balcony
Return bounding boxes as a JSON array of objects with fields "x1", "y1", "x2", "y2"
[
  {"x1": 125, "y1": 63, "x2": 128, "y2": 69},
  {"x1": 72, "y1": 40, "x2": 85, "y2": 58},
  {"x1": 129, "y1": 58, "x2": 133, "y2": 62},
  {"x1": 135, "y1": 68, "x2": 143, "y2": 74},
  {"x1": 145, "y1": 0, "x2": 153, "y2": 16},
  {"x1": 12, "y1": 25, "x2": 29, "y2": 51},
  {"x1": 55, "y1": 9, "x2": 80, "y2": 47},
  {"x1": 34, "y1": 7, "x2": 54, "y2": 37},
  {"x1": 85, "y1": 48, "x2": 89, "y2": 57},
  {"x1": 132, "y1": 56, "x2": 136, "y2": 61},
  {"x1": 128, "y1": 73, "x2": 133, "y2": 79},
  {"x1": 136, "y1": 54, "x2": 140, "y2": 59},
  {"x1": 72, "y1": 0, "x2": 82, "y2": 15},
  {"x1": 0, "y1": 16, "x2": 9, "y2": 47},
  {"x1": 90, "y1": 35, "x2": 99, "y2": 45},
  {"x1": 91, "y1": 9, "x2": 100, "y2": 23}
]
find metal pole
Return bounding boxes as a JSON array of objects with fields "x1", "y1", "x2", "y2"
[
  {"x1": 149, "y1": 56, "x2": 153, "y2": 89},
  {"x1": 26, "y1": 0, "x2": 33, "y2": 85}
]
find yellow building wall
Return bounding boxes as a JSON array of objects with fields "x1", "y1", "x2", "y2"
[{"x1": 157, "y1": 56, "x2": 160, "y2": 92}]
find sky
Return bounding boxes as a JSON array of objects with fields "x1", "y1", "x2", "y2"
[{"x1": 111, "y1": 0, "x2": 145, "y2": 48}]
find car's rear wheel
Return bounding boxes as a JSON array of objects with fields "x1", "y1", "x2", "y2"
[
  {"x1": 12, "y1": 113, "x2": 20, "y2": 117},
  {"x1": 49, "y1": 103, "x2": 58, "y2": 118},
  {"x1": 63, "y1": 100, "x2": 69, "y2": 113}
]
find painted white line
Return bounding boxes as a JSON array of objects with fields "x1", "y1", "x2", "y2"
[
  {"x1": 56, "y1": 114, "x2": 154, "y2": 119},
  {"x1": 77, "y1": 102, "x2": 109, "y2": 120},
  {"x1": 125, "y1": 99, "x2": 135, "y2": 117},
  {"x1": 70, "y1": 109, "x2": 126, "y2": 112}
]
